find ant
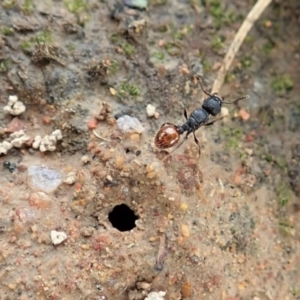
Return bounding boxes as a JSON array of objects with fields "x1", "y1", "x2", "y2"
[{"x1": 154, "y1": 76, "x2": 248, "y2": 157}]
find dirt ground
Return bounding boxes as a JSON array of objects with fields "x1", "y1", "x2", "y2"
[{"x1": 0, "y1": 0, "x2": 299, "y2": 299}]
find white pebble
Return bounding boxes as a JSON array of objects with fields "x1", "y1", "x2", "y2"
[
  {"x1": 117, "y1": 115, "x2": 145, "y2": 134},
  {"x1": 51, "y1": 230, "x2": 67, "y2": 245},
  {"x1": 145, "y1": 291, "x2": 166, "y2": 300},
  {"x1": 146, "y1": 104, "x2": 156, "y2": 118},
  {"x1": 64, "y1": 172, "x2": 76, "y2": 185},
  {"x1": 81, "y1": 155, "x2": 90, "y2": 164},
  {"x1": 221, "y1": 107, "x2": 229, "y2": 117}
]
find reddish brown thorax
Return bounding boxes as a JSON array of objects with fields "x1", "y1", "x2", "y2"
[{"x1": 154, "y1": 123, "x2": 180, "y2": 149}]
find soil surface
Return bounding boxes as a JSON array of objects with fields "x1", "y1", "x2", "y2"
[{"x1": 0, "y1": 1, "x2": 299, "y2": 300}]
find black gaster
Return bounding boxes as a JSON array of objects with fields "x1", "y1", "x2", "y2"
[
  {"x1": 186, "y1": 108, "x2": 209, "y2": 134},
  {"x1": 202, "y1": 96, "x2": 222, "y2": 116}
]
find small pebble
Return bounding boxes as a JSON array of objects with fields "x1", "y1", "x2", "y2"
[
  {"x1": 106, "y1": 175, "x2": 113, "y2": 182},
  {"x1": 115, "y1": 155, "x2": 125, "y2": 169},
  {"x1": 181, "y1": 224, "x2": 190, "y2": 237},
  {"x1": 117, "y1": 115, "x2": 145, "y2": 134},
  {"x1": 27, "y1": 165, "x2": 63, "y2": 193},
  {"x1": 145, "y1": 291, "x2": 166, "y2": 300},
  {"x1": 64, "y1": 172, "x2": 76, "y2": 185},
  {"x1": 50, "y1": 230, "x2": 67, "y2": 245},
  {"x1": 221, "y1": 107, "x2": 229, "y2": 117},
  {"x1": 124, "y1": 0, "x2": 148, "y2": 9},
  {"x1": 109, "y1": 87, "x2": 116, "y2": 96},
  {"x1": 146, "y1": 104, "x2": 156, "y2": 118},
  {"x1": 136, "y1": 282, "x2": 151, "y2": 290},
  {"x1": 245, "y1": 148, "x2": 253, "y2": 156},
  {"x1": 87, "y1": 118, "x2": 98, "y2": 130},
  {"x1": 239, "y1": 108, "x2": 250, "y2": 121},
  {"x1": 180, "y1": 203, "x2": 188, "y2": 211},
  {"x1": 81, "y1": 155, "x2": 91, "y2": 164},
  {"x1": 130, "y1": 133, "x2": 140, "y2": 142}
]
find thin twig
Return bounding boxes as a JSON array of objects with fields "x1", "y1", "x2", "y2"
[
  {"x1": 211, "y1": 0, "x2": 273, "y2": 94},
  {"x1": 93, "y1": 130, "x2": 111, "y2": 142}
]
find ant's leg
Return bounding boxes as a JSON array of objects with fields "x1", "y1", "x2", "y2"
[
  {"x1": 184, "y1": 108, "x2": 188, "y2": 120},
  {"x1": 192, "y1": 132, "x2": 201, "y2": 157},
  {"x1": 204, "y1": 116, "x2": 225, "y2": 126}
]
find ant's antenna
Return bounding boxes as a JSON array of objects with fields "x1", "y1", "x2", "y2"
[
  {"x1": 222, "y1": 95, "x2": 250, "y2": 104},
  {"x1": 195, "y1": 75, "x2": 215, "y2": 98},
  {"x1": 195, "y1": 75, "x2": 250, "y2": 104}
]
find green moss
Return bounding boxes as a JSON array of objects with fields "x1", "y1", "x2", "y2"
[
  {"x1": 67, "y1": 43, "x2": 76, "y2": 51},
  {"x1": 150, "y1": 0, "x2": 168, "y2": 6},
  {"x1": 154, "y1": 51, "x2": 165, "y2": 60},
  {"x1": 65, "y1": 0, "x2": 89, "y2": 25},
  {"x1": 21, "y1": 41, "x2": 32, "y2": 51},
  {"x1": 173, "y1": 25, "x2": 193, "y2": 40},
  {"x1": 65, "y1": 0, "x2": 86, "y2": 13},
  {"x1": 271, "y1": 74, "x2": 293, "y2": 93},
  {"x1": 240, "y1": 56, "x2": 253, "y2": 68},
  {"x1": 107, "y1": 60, "x2": 119, "y2": 74},
  {"x1": 164, "y1": 43, "x2": 181, "y2": 56},
  {"x1": 121, "y1": 42, "x2": 134, "y2": 56},
  {"x1": 1, "y1": 27, "x2": 14, "y2": 36},
  {"x1": 262, "y1": 42, "x2": 274, "y2": 54},
  {"x1": 0, "y1": 59, "x2": 10, "y2": 73},
  {"x1": 110, "y1": 34, "x2": 120, "y2": 44},
  {"x1": 21, "y1": 0, "x2": 34, "y2": 14},
  {"x1": 225, "y1": 73, "x2": 236, "y2": 83},
  {"x1": 207, "y1": 0, "x2": 237, "y2": 29},
  {"x1": 2, "y1": 0, "x2": 17, "y2": 9},
  {"x1": 277, "y1": 183, "x2": 290, "y2": 206},
  {"x1": 264, "y1": 154, "x2": 273, "y2": 163},
  {"x1": 278, "y1": 220, "x2": 294, "y2": 236},
  {"x1": 110, "y1": 34, "x2": 134, "y2": 57},
  {"x1": 119, "y1": 82, "x2": 140, "y2": 97},
  {"x1": 221, "y1": 127, "x2": 243, "y2": 150},
  {"x1": 21, "y1": 31, "x2": 53, "y2": 52},
  {"x1": 210, "y1": 35, "x2": 225, "y2": 51},
  {"x1": 291, "y1": 288, "x2": 300, "y2": 298}
]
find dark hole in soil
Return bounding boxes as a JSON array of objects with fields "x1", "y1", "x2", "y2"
[{"x1": 108, "y1": 204, "x2": 138, "y2": 231}]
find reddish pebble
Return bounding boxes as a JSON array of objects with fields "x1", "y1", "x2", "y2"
[
  {"x1": 238, "y1": 108, "x2": 250, "y2": 121},
  {"x1": 87, "y1": 118, "x2": 98, "y2": 130},
  {"x1": 42, "y1": 116, "x2": 51, "y2": 125},
  {"x1": 6, "y1": 117, "x2": 25, "y2": 133}
]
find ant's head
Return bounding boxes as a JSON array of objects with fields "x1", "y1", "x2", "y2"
[
  {"x1": 154, "y1": 123, "x2": 180, "y2": 149},
  {"x1": 202, "y1": 95, "x2": 223, "y2": 116},
  {"x1": 196, "y1": 76, "x2": 248, "y2": 116}
]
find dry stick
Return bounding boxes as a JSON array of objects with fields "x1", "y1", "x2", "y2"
[{"x1": 211, "y1": 0, "x2": 273, "y2": 94}]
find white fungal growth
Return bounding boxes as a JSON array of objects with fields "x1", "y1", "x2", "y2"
[
  {"x1": 33, "y1": 130, "x2": 63, "y2": 152},
  {"x1": 9, "y1": 130, "x2": 30, "y2": 148},
  {"x1": 3, "y1": 95, "x2": 26, "y2": 116},
  {"x1": 0, "y1": 141, "x2": 13, "y2": 155}
]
